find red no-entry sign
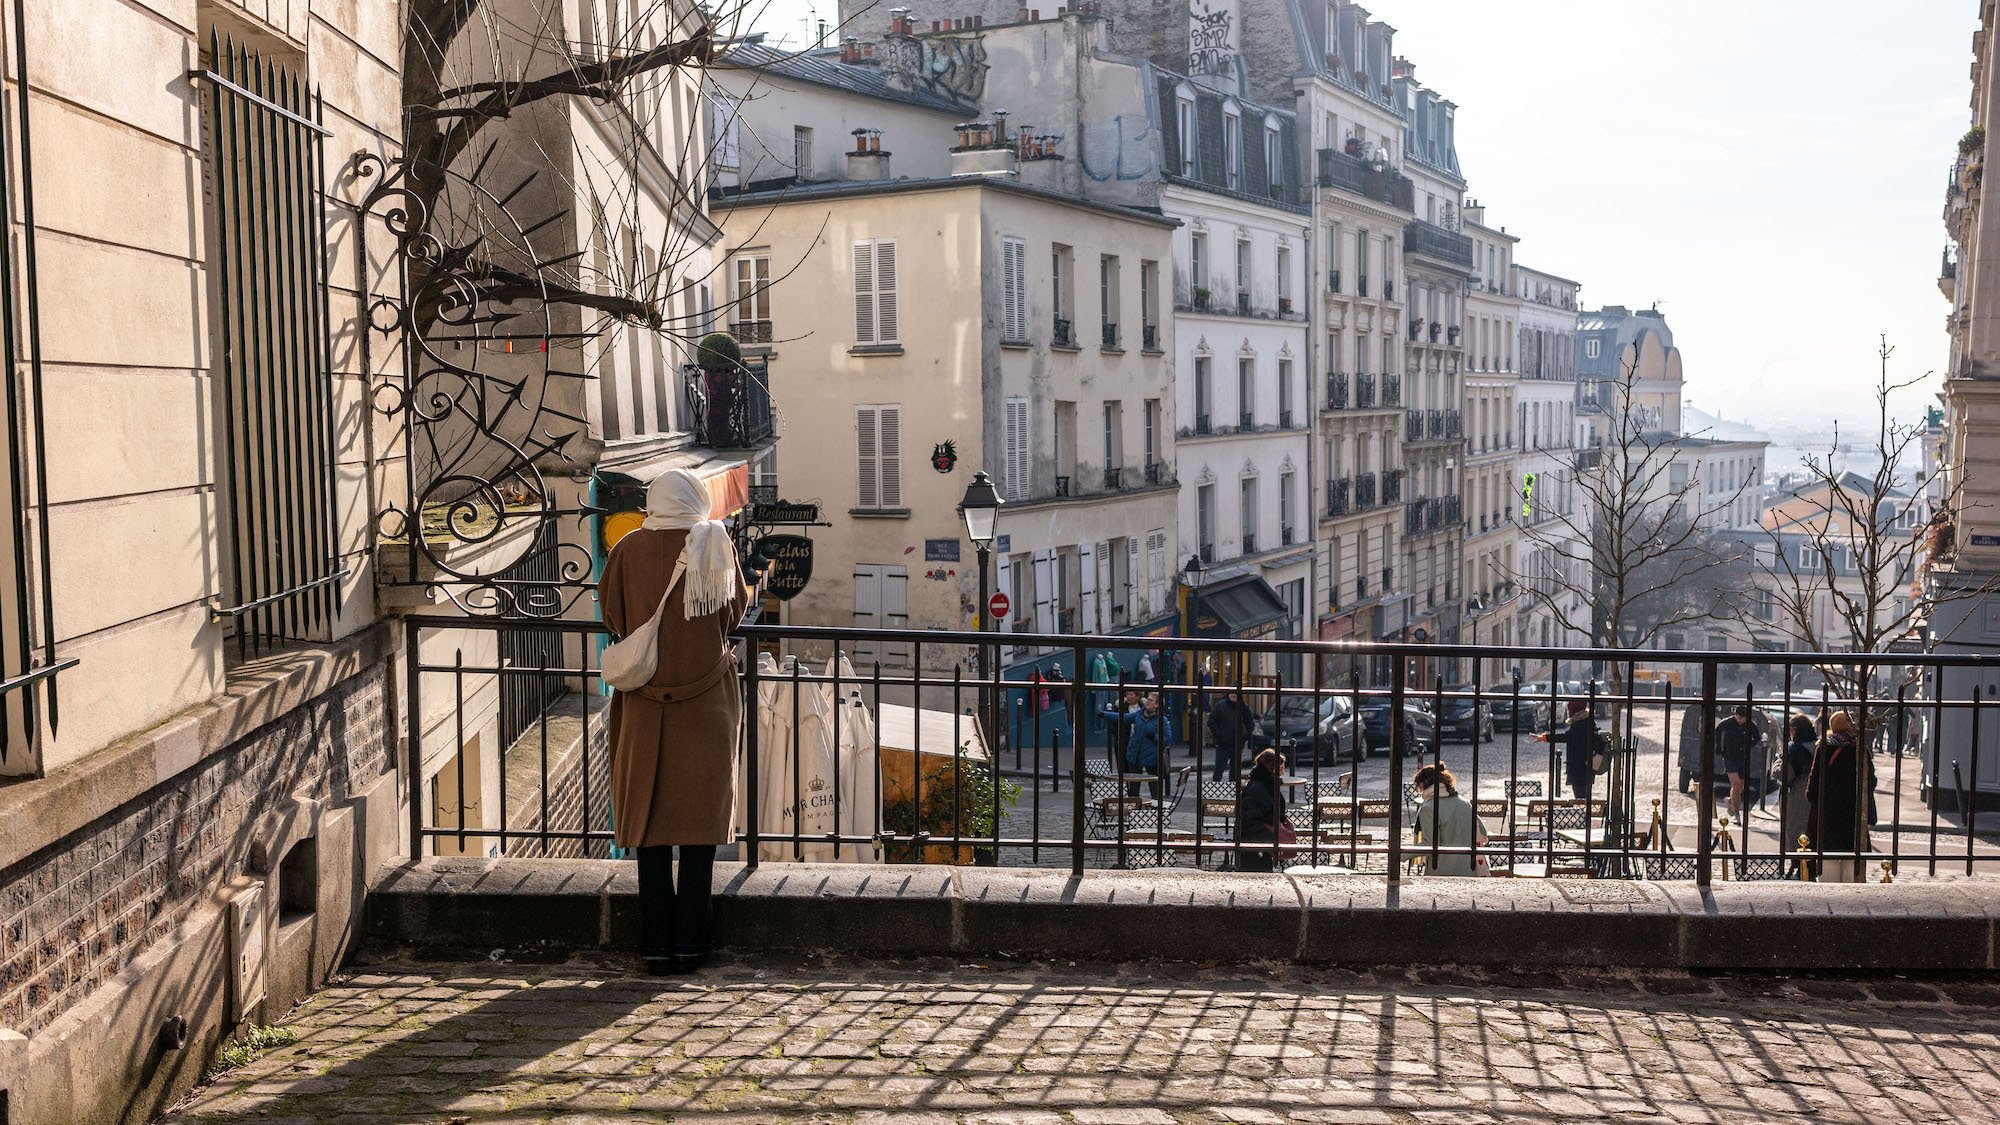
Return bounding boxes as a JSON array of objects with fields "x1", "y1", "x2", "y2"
[{"x1": 988, "y1": 592, "x2": 1010, "y2": 620}]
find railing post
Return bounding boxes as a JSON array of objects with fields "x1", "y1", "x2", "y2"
[
  {"x1": 1070, "y1": 643, "x2": 1088, "y2": 879},
  {"x1": 404, "y1": 618, "x2": 424, "y2": 860},
  {"x1": 744, "y1": 640, "x2": 761, "y2": 870},
  {"x1": 1387, "y1": 653, "x2": 1407, "y2": 883},
  {"x1": 1696, "y1": 659, "x2": 1718, "y2": 889}
]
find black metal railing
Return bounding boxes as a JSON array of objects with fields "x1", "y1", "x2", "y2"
[
  {"x1": 1102, "y1": 466, "x2": 1123, "y2": 490},
  {"x1": 682, "y1": 360, "x2": 775, "y2": 450},
  {"x1": 1406, "y1": 410, "x2": 1423, "y2": 442},
  {"x1": 1429, "y1": 322, "x2": 1442, "y2": 343},
  {"x1": 1357, "y1": 373, "x2": 1376, "y2": 408},
  {"x1": 1327, "y1": 477, "x2": 1351, "y2": 518},
  {"x1": 1405, "y1": 501, "x2": 1425, "y2": 535},
  {"x1": 1243, "y1": 532, "x2": 1257, "y2": 554},
  {"x1": 1576, "y1": 446, "x2": 1603, "y2": 471},
  {"x1": 1144, "y1": 461, "x2": 1163, "y2": 485},
  {"x1": 1193, "y1": 413, "x2": 1212, "y2": 435},
  {"x1": 0, "y1": 8, "x2": 73, "y2": 764},
  {"x1": 1404, "y1": 219, "x2": 1474, "y2": 268},
  {"x1": 1142, "y1": 323, "x2": 1159, "y2": 350},
  {"x1": 1355, "y1": 472, "x2": 1377, "y2": 509},
  {"x1": 1279, "y1": 408, "x2": 1293, "y2": 429},
  {"x1": 1314, "y1": 149, "x2": 1415, "y2": 211},
  {"x1": 1238, "y1": 411, "x2": 1254, "y2": 431},
  {"x1": 1358, "y1": 274, "x2": 1370, "y2": 297},
  {"x1": 1236, "y1": 291, "x2": 1251, "y2": 315},
  {"x1": 1102, "y1": 322, "x2": 1119, "y2": 349},
  {"x1": 1326, "y1": 371, "x2": 1349, "y2": 409},
  {"x1": 403, "y1": 615, "x2": 2000, "y2": 886},
  {"x1": 1328, "y1": 268, "x2": 1341, "y2": 294},
  {"x1": 1383, "y1": 468, "x2": 1404, "y2": 503},
  {"x1": 1053, "y1": 317, "x2": 1074, "y2": 346},
  {"x1": 1383, "y1": 373, "x2": 1401, "y2": 406},
  {"x1": 1055, "y1": 475, "x2": 1072, "y2": 497},
  {"x1": 201, "y1": 36, "x2": 345, "y2": 656},
  {"x1": 730, "y1": 319, "x2": 774, "y2": 344}
]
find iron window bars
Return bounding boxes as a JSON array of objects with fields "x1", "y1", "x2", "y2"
[
  {"x1": 0, "y1": 0, "x2": 76, "y2": 768},
  {"x1": 195, "y1": 37, "x2": 345, "y2": 655}
]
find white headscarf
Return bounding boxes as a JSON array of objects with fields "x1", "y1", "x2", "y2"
[{"x1": 639, "y1": 468, "x2": 739, "y2": 619}]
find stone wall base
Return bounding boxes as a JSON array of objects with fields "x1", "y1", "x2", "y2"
[{"x1": 370, "y1": 857, "x2": 2000, "y2": 973}]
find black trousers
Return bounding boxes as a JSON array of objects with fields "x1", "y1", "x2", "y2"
[{"x1": 636, "y1": 844, "x2": 716, "y2": 959}]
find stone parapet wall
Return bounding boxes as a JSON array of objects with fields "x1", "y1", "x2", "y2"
[{"x1": 372, "y1": 857, "x2": 2000, "y2": 972}]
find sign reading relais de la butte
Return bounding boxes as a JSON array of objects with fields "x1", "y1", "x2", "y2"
[{"x1": 759, "y1": 534, "x2": 814, "y2": 601}]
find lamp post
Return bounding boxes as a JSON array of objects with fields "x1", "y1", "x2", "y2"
[
  {"x1": 959, "y1": 471, "x2": 1003, "y2": 751},
  {"x1": 1183, "y1": 554, "x2": 1206, "y2": 746}
]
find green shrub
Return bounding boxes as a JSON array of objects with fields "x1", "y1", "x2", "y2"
[
  {"x1": 1962, "y1": 124, "x2": 1986, "y2": 156},
  {"x1": 881, "y1": 754, "x2": 1021, "y2": 862},
  {"x1": 696, "y1": 331, "x2": 742, "y2": 372}
]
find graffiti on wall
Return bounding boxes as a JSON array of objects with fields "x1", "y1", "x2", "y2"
[
  {"x1": 1080, "y1": 114, "x2": 1155, "y2": 183},
  {"x1": 882, "y1": 33, "x2": 989, "y2": 102},
  {"x1": 1187, "y1": 0, "x2": 1236, "y2": 78}
]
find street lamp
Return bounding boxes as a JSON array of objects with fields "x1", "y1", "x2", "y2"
[
  {"x1": 1465, "y1": 594, "x2": 1490, "y2": 685},
  {"x1": 960, "y1": 471, "x2": 1003, "y2": 754}
]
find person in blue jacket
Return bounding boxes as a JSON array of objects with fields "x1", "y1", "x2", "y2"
[{"x1": 1105, "y1": 691, "x2": 1165, "y2": 799}]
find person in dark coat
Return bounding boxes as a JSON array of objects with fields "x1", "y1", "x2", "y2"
[
  {"x1": 1236, "y1": 748, "x2": 1289, "y2": 872},
  {"x1": 1207, "y1": 690, "x2": 1263, "y2": 782},
  {"x1": 1105, "y1": 691, "x2": 1165, "y2": 799},
  {"x1": 1713, "y1": 704, "x2": 1765, "y2": 822},
  {"x1": 1779, "y1": 714, "x2": 1817, "y2": 855},
  {"x1": 1536, "y1": 700, "x2": 1600, "y2": 802},
  {"x1": 1807, "y1": 710, "x2": 1876, "y2": 882}
]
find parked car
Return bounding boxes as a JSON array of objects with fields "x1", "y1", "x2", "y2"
[
  {"x1": 1261, "y1": 694, "x2": 1353, "y2": 764},
  {"x1": 1356, "y1": 701, "x2": 1437, "y2": 755},
  {"x1": 1493, "y1": 691, "x2": 1548, "y2": 733},
  {"x1": 1437, "y1": 687, "x2": 1495, "y2": 743}
]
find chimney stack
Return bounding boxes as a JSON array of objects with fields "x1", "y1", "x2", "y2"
[{"x1": 848, "y1": 129, "x2": 891, "y2": 180}]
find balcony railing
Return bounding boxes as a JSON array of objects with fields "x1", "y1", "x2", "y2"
[
  {"x1": 1383, "y1": 468, "x2": 1404, "y2": 503},
  {"x1": 1327, "y1": 477, "x2": 1351, "y2": 518},
  {"x1": 1144, "y1": 460, "x2": 1164, "y2": 484},
  {"x1": 1356, "y1": 373, "x2": 1377, "y2": 408},
  {"x1": 1355, "y1": 472, "x2": 1377, "y2": 509},
  {"x1": 1142, "y1": 323, "x2": 1159, "y2": 350},
  {"x1": 1575, "y1": 446, "x2": 1603, "y2": 471},
  {"x1": 1238, "y1": 411, "x2": 1255, "y2": 431},
  {"x1": 1055, "y1": 475, "x2": 1071, "y2": 497},
  {"x1": 1385, "y1": 279, "x2": 1395, "y2": 301},
  {"x1": 1383, "y1": 373, "x2": 1401, "y2": 406},
  {"x1": 1326, "y1": 371, "x2": 1348, "y2": 409},
  {"x1": 1281, "y1": 523, "x2": 1295, "y2": 546},
  {"x1": 1314, "y1": 148, "x2": 1416, "y2": 211},
  {"x1": 729, "y1": 319, "x2": 774, "y2": 344},
  {"x1": 1328, "y1": 268, "x2": 1341, "y2": 294},
  {"x1": 1405, "y1": 410, "x2": 1423, "y2": 442},
  {"x1": 1053, "y1": 317, "x2": 1074, "y2": 347},
  {"x1": 1405, "y1": 501, "x2": 1424, "y2": 536},
  {"x1": 1194, "y1": 413, "x2": 1212, "y2": 435},
  {"x1": 1429, "y1": 322, "x2": 1442, "y2": 343},
  {"x1": 1102, "y1": 466, "x2": 1123, "y2": 490},
  {"x1": 1236, "y1": 290, "x2": 1251, "y2": 315},
  {"x1": 1358, "y1": 274, "x2": 1369, "y2": 297},
  {"x1": 682, "y1": 361, "x2": 775, "y2": 450},
  {"x1": 1243, "y1": 532, "x2": 1258, "y2": 554},
  {"x1": 1279, "y1": 408, "x2": 1294, "y2": 429},
  {"x1": 1403, "y1": 219, "x2": 1474, "y2": 268},
  {"x1": 1102, "y1": 322, "x2": 1119, "y2": 349}
]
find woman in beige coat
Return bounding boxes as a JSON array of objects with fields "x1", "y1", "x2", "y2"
[{"x1": 602, "y1": 469, "x2": 750, "y2": 974}]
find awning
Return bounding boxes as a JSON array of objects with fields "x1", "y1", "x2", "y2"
[
  {"x1": 1190, "y1": 574, "x2": 1290, "y2": 639},
  {"x1": 597, "y1": 446, "x2": 748, "y2": 519}
]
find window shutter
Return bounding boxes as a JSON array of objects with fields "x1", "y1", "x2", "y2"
[
  {"x1": 856, "y1": 406, "x2": 879, "y2": 508},
  {"x1": 875, "y1": 240, "x2": 899, "y2": 343},
  {"x1": 1003, "y1": 398, "x2": 1029, "y2": 500},
  {"x1": 852, "y1": 242, "x2": 876, "y2": 343},
  {"x1": 878, "y1": 406, "x2": 902, "y2": 508},
  {"x1": 1080, "y1": 543, "x2": 1098, "y2": 633},
  {"x1": 1146, "y1": 529, "x2": 1166, "y2": 616},
  {"x1": 1003, "y1": 237, "x2": 1025, "y2": 340}
]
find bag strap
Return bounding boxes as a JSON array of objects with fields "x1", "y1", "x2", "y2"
[{"x1": 622, "y1": 559, "x2": 685, "y2": 640}]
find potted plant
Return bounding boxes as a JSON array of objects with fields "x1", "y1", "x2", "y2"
[
  {"x1": 1192, "y1": 285, "x2": 1211, "y2": 310},
  {"x1": 1962, "y1": 124, "x2": 1986, "y2": 156},
  {"x1": 695, "y1": 330, "x2": 743, "y2": 442},
  {"x1": 882, "y1": 754, "x2": 1022, "y2": 865},
  {"x1": 1278, "y1": 296, "x2": 1293, "y2": 315}
]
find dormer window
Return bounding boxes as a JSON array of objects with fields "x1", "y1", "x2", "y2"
[
  {"x1": 1264, "y1": 118, "x2": 1283, "y2": 197},
  {"x1": 1223, "y1": 105, "x2": 1241, "y2": 190}
]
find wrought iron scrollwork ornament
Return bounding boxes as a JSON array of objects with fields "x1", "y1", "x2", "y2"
[{"x1": 356, "y1": 149, "x2": 602, "y2": 618}]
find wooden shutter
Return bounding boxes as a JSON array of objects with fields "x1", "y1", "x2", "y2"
[
  {"x1": 1094, "y1": 541, "x2": 1112, "y2": 629},
  {"x1": 855, "y1": 406, "x2": 879, "y2": 508},
  {"x1": 1033, "y1": 551, "x2": 1056, "y2": 635},
  {"x1": 882, "y1": 566, "x2": 910, "y2": 663},
  {"x1": 996, "y1": 552, "x2": 1014, "y2": 661},
  {"x1": 874, "y1": 240, "x2": 899, "y2": 343},
  {"x1": 878, "y1": 406, "x2": 903, "y2": 507},
  {"x1": 1003, "y1": 237, "x2": 1025, "y2": 340},
  {"x1": 853, "y1": 564, "x2": 882, "y2": 665},
  {"x1": 1125, "y1": 538, "x2": 1140, "y2": 621},
  {"x1": 1146, "y1": 529, "x2": 1166, "y2": 615},
  {"x1": 1079, "y1": 543, "x2": 1098, "y2": 634},
  {"x1": 1003, "y1": 398, "x2": 1029, "y2": 500},
  {"x1": 852, "y1": 242, "x2": 876, "y2": 343}
]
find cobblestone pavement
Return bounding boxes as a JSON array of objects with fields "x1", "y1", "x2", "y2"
[{"x1": 161, "y1": 953, "x2": 2000, "y2": 1124}]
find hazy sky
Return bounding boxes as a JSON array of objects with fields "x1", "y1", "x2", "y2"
[{"x1": 744, "y1": 0, "x2": 1976, "y2": 429}]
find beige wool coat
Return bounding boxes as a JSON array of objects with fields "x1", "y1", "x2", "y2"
[{"x1": 602, "y1": 527, "x2": 750, "y2": 848}]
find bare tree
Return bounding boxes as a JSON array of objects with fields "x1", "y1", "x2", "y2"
[
  {"x1": 1745, "y1": 337, "x2": 1989, "y2": 700},
  {"x1": 1513, "y1": 347, "x2": 1758, "y2": 698}
]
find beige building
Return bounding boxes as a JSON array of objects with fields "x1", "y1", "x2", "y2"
[
  {"x1": 710, "y1": 135, "x2": 1180, "y2": 680},
  {"x1": 1460, "y1": 202, "x2": 1519, "y2": 674},
  {"x1": 0, "y1": 0, "x2": 405, "y2": 1119}
]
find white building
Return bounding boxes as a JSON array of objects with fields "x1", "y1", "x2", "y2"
[
  {"x1": 1513, "y1": 264, "x2": 1588, "y2": 652},
  {"x1": 1460, "y1": 201, "x2": 1519, "y2": 673}
]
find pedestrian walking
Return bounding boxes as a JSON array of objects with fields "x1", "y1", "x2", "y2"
[
  {"x1": 1236, "y1": 748, "x2": 1290, "y2": 872},
  {"x1": 1713, "y1": 704, "x2": 1765, "y2": 822},
  {"x1": 1535, "y1": 700, "x2": 1601, "y2": 802},
  {"x1": 601, "y1": 469, "x2": 751, "y2": 975},
  {"x1": 1411, "y1": 763, "x2": 1490, "y2": 877},
  {"x1": 1105, "y1": 691, "x2": 1165, "y2": 800},
  {"x1": 1207, "y1": 689, "x2": 1262, "y2": 783},
  {"x1": 1807, "y1": 710, "x2": 1876, "y2": 882}
]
